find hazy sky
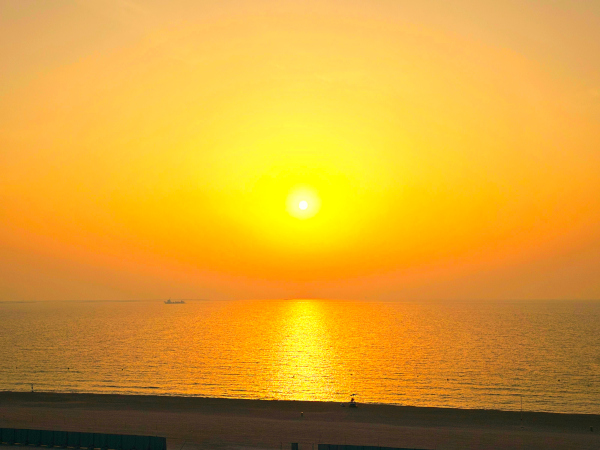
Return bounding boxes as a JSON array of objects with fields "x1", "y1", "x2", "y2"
[{"x1": 1, "y1": 0, "x2": 599, "y2": 301}]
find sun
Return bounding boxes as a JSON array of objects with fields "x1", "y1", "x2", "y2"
[{"x1": 286, "y1": 186, "x2": 320, "y2": 219}]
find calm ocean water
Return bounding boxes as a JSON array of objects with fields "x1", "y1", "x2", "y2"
[{"x1": 0, "y1": 299, "x2": 598, "y2": 414}]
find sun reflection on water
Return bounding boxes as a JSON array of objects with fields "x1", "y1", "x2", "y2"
[
  {"x1": 1, "y1": 299, "x2": 599, "y2": 413},
  {"x1": 272, "y1": 300, "x2": 340, "y2": 400}
]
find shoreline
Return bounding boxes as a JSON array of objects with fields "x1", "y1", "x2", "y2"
[
  {"x1": 0, "y1": 392, "x2": 598, "y2": 450},
  {"x1": 1, "y1": 390, "x2": 599, "y2": 418},
  {"x1": 0, "y1": 389, "x2": 597, "y2": 417}
]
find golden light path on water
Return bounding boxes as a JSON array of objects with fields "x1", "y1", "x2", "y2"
[
  {"x1": 0, "y1": 299, "x2": 599, "y2": 414},
  {"x1": 270, "y1": 300, "x2": 346, "y2": 400}
]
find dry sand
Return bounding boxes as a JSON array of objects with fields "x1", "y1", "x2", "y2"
[{"x1": 0, "y1": 393, "x2": 598, "y2": 450}]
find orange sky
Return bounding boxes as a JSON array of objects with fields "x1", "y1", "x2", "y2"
[{"x1": 1, "y1": 1, "x2": 599, "y2": 301}]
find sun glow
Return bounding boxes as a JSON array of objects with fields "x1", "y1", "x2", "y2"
[
  {"x1": 286, "y1": 187, "x2": 321, "y2": 220},
  {"x1": 1, "y1": 1, "x2": 599, "y2": 300}
]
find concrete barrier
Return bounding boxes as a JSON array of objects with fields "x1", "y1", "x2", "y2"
[
  {"x1": 1, "y1": 429, "x2": 14, "y2": 445},
  {"x1": 41, "y1": 430, "x2": 55, "y2": 446},
  {"x1": 54, "y1": 431, "x2": 68, "y2": 448},
  {"x1": 67, "y1": 432, "x2": 81, "y2": 448},
  {"x1": 149, "y1": 436, "x2": 166, "y2": 450},
  {"x1": 0, "y1": 429, "x2": 166, "y2": 450},
  {"x1": 79, "y1": 433, "x2": 93, "y2": 449},
  {"x1": 28, "y1": 429, "x2": 42, "y2": 446},
  {"x1": 135, "y1": 435, "x2": 149, "y2": 450},
  {"x1": 92, "y1": 433, "x2": 108, "y2": 449}
]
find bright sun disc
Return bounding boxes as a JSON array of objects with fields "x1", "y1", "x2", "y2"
[{"x1": 286, "y1": 186, "x2": 320, "y2": 219}]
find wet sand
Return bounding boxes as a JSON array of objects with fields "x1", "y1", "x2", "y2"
[{"x1": 0, "y1": 393, "x2": 598, "y2": 450}]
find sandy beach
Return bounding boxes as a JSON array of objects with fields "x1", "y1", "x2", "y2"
[{"x1": 0, "y1": 393, "x2": 598, "y2": 450}]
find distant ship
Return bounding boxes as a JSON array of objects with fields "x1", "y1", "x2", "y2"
[{"x1": 164, "y1": 298, "x2": 185, "y2": 304}]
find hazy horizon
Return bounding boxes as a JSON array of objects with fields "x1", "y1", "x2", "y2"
[{"x1": 2, "y1": 298, "x2": 600, "y2": 303}]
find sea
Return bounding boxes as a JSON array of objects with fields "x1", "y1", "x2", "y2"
[{"x1": 0, "y1": 299, "x2": 598, "y2": 414}]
